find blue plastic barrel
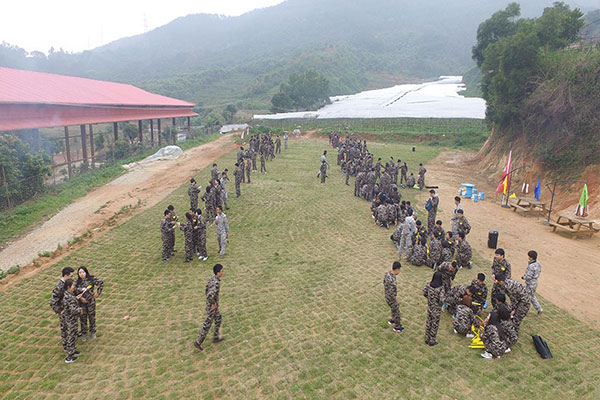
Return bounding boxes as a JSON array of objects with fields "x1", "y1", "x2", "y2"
[
  {"x1": 472, "y1": 189, "x2": 478, "y2": 203},
  {"x1": 480, "y1": 192, "x2": 485, "y2": 201}
]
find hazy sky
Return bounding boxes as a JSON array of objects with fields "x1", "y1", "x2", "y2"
[{"x1": 1, "y1": 0, "x2": 285, "y2": 54}]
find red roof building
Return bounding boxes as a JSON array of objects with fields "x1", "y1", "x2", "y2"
[{"x1": 0, "y1": 67, "x2": 198, "y2": 176}]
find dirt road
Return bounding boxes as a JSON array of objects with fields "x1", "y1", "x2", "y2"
[
  {"x1": 0, "y1": 134, "x2": 237, "y2": 273},
  {"x1": 429, "y1": 151, "x2": 600, "y2": 328}
]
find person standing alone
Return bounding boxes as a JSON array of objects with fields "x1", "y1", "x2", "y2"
[
  {"x1": 384, "y1": 261, "x2": 404, "y2": 333},
  {"x1": 523, "y1": 250, "x2": 542, "y2": 314},
  {"x1": 215, "y1": 207, "x2": 229, "y2": 256},
  {"x1": 194, "y1": 264, "x2": 226, "y2": 351}
]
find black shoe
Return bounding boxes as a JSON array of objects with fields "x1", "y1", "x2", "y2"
[
  {"x1": 193, "y1": 341, "x2": 204, "y2": 351},
  {"x1": 428, "y1": 341, "x2": 438, "y2": 346},
  {"x1": 76, "y1": 331, "x2": 83, "y2": 338},
  {"x1": 213, "y1": 337, "x2": 225, "y2": 344},
  {"x1": 393, "y1": 327, "x2": 404, "y2": 333},
  {"x1": 65, "y1": 356, "x2": 78, "y2": 363},
  {"x1": 74, "y1": 350, "x2": 80, "y2": 355}
]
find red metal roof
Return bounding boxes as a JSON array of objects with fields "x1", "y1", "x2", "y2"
[
  {"x1": 0, "y1": 67, "x2": 197, "y2": 131},
  {"x1": 0, "y1": 67, "x2": 194, "y2": 107}
]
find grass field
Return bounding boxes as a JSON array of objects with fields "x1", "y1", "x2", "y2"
[
  {"x1": 0, "y1": 133, "x2": 221, "y2": 246},
  {"x1": 1, "y1": 139, "x2": 599, "y2": 399}
]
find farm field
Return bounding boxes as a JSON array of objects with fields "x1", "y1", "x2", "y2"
[{"x1": 1, "y1": 139, "x2": 599, "y2": 399}]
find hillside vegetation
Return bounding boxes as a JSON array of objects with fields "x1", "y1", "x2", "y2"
[{"x1": 2, "y1": 0, "x2": 599, "y2": 114}]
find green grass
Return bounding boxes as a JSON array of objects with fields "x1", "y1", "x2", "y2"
[
  {"x1": 1, "y1": 139, "x2": 599, "y2": 399},
  {"x1": 257, "y1": 118, "x2": 491, "y2": 151},
  {"x1": 0, "y1": 133, "x2": 221, "y2": 246}
]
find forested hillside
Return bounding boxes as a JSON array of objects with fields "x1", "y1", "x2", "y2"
[{"x1": 1, "y1": 0, "x2": 598, "y2": 112}]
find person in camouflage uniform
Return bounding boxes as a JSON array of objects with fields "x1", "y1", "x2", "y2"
[
  {"x1": 210, "y1": 163, "x2": 219, "y2": 183},
  {"x1": 406, "y1": 173, "x2": 416, "y2": 188},
  {"x1": 415, "y1": 221, "x2": 428, "y2": 246},
  {"x1": 260, "y1": 152, "x2": 267, "y2": 173},
  {"x1": 471, "y1": 273, "x2": 488, "y2": 312},
  {"x1": 426, "y1": 190, "x2": 439, "y2": 233},
  {"x1": 215, "y1": 207, "x2": 229, "y2": 256},
  {"x1": 319, "y1": 160, "x2": 328, "y2": 184},
  {"x1": 409, "y1": 236, "x2": 428, "y2": 266},
  {"x1": 75, "y1": 266, "x2": 103, "y2": 341},
  {"x1": 201, "y1": 186, "x2": 215, "y2": 221},
  {"x1": 428, "y1": 235, "x2": 443, "y2": 269},
  {"x1": 417, "y1": 163, "x2": 427, "y2": 190},
  {"x1": 444, "y1": 285, "x2": 468, "y2": 315},
  {"x1": 246, "y1": 159, "x2": 252, "y2": 184},
  {"x1": 240, "y1": 158, "x2": 246, "y2": 183},
  {"x1": 491, "y1": 248, "x2": 512, "y2": 309},
  {"x1": 161, "y1": 209, "x2": 176, "y2": 262},
  {"x1": 50, "y1": 267, "x2": 75, "y2": 360},
  {"x1": 451, "y1": 209, "x2": 471, "y2": 237},
  {"x1": 441, "y1": 231, "x2": 455, "y2": 263},
  {"x1": 384, "y1": 261, "x2": 404, "y2": 332},
  {"x1": 424, "y1": 271, "x2": 445, "y2": 346},
  {"x1": 62, "y1": 279, "x2": 82, "y2": 363},
  {"x1": 354, "y1": 169, "x2": 365, "y2": 197},
  {"x1": 167, "y1": 205, "x2": 178, "y2": 257},
  {"x1": 453, "y1": 303, "x2": 475, "y2": 336},
  {"x1": 455, "y1": 232, "x2": 472, "y2": 269},
  {"x1": 180, "y1": 212, "x2": 197, "y2": 262},
  {"x1": 431, "y1": 220, "x2": 445, "y2": 242},
  {"x1": 400, "y1": 161, "x2": 408, "y2": 185},
  {"x1": 275, "y1": 135, "x2": 281, "y2": 154},
  {"x1": 438, "y1": 261, "x2": 457, "y2": 295},
  {"x1": 188, "y1": 179, "x2": 202, "y2": 211},
  {"x1": 195, "y1": 209, "x2": 208, "y2": 260},
  {"x1": 494, "y1": 272, "x2": 530, "y2": 334},
  {"x1": 220, "y1": 171, "x2": 230, "y2": 210},
  {"x1": 523, "y1": 250, "x2": 543, "y2": 313},
  {"x1": 233, "y1": 163, "x2": 243, "y2": 197},
  {"x1": 213, "y1": 180, "x2": 223, "y2": 210},
  {"x1": 480, "y1": 309, "x2": 508, "y2": 358},
  {"x1": 399, "y1": 212, "x2": 417, "y2": 259},
  {"x1": 251, "y1": 148, "x2": 258, "y2": 171},
  {"x1": 194, "y1": 264, "x2": 225, "y2": 351}
]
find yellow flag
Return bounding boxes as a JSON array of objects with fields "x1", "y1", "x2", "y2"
[
  {"x1": 509, "y1": 193, "x2": 517, "y2": 199},
  {"x1": 502, "y1": 176, "x2": 509, "y2": 194}
]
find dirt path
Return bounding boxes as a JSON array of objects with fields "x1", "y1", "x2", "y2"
[
  {"x1": 0, "y1": 134, "x2": 237, "y2": 273},
  {"x1": 428, "y1": 151, "x2": 600, "y2": 329}
]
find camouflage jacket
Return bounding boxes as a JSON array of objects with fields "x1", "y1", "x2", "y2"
[
  {"x1": 205, "y1": 275, "x2": 221, "y2": 307},
  {"x1": 383, "y1": 271, "x2": 397, "y2": 303},
  {"x1": 50, "y1": 279, "x2": 66, "y2": 314}
]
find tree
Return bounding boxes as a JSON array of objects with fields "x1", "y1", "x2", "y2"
[
  {"x1": 222, "y1": 104, "x2": 237, "y2": 123},
  {"x1": 271, "y1": 70, "x2": 331, "y2": 112},
  {"x1": 476, "y1": 2, "x2": 584, "y2": 128},
  {"x1": 123, "y1": 123, "x2": 138, "y2": 144},
  {"x1": 472, "y1": 3, "x2": 521, "y2": 67}
]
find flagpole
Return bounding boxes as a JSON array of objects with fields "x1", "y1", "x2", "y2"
[
  {"x1": 542, "y1": 180, "x2": 588, "y2": 225},
  {"x1": 502, "y1": 165, "x2": 530, "y2": 208}
]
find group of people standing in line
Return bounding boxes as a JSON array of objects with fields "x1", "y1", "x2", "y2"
[{"x1": 326, "y1": 133, "x2": 543, "y2": 359}]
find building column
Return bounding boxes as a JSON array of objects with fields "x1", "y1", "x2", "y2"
[
  {"x1": 150, "y1": 119, "x2": 154, "y2": 146},
  {"x1": 187, "y1": 117, "x2": 191, "y2": 139},
  {"x1": 138, "y1": 120, "x2": 143, "y2": 144},
  {"x1": 89, "y1": 124, "x2": 95, "y2": 168},
  {"x1": 113, "y1": 122, "x2": 119, "y2": 141},
  {"x1": 64, "y1": 126, "x2": 72, "y2": 178},
  {"x1": 157, "y1": 119, "x2": 162, "y2": 146},
  {"x1": 80, "y1": 124, "x2": 88, "y2": 165}
]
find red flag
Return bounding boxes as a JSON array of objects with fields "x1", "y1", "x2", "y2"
[{"x1": 495, "y1": 151, "x2": 512, "y2": 194}]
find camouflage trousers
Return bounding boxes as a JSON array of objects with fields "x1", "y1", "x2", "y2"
[
  {"x1": 190, "y1": 198, "x2": 198, "y2": 212},
  {"x1": 218, "y1": 233, "x2": 227, "y2": 256},
  {"x1": 221, "y1": 192, "x2": 229, "y2": 210},
  {"x1": 196, "y1": 230, "x2": 207, "y2": 258},
  {"x1": 455, "y1": 252, "x2": 471, "y2": 269},
  {"x1": 511, "y1": 302, "x2": 530, "y2": 334},
  {"x1": 206, "y1": 205, "x2": 216, "y2": 221},
  {"x1": 235, "y1": 182, "x2": 241, "y2": 198},
  {"x1": 400, "y1": 172, "x2": 407, "y2": 185},
  {"x1": 320, "y1": 173, "x2": 326, "y2": 184},
  {"x1": 398, "y1": 233, "x2": 412, "y2": 259},
  {"x1": 246, "y1": 170, "x2": 251, "y2": 183},
  {"x1": 261, "y1": 161, "x2": 267, "y2": 173},
  {"x1": 169, "y1": 232, "x2": 175, "y2": 256},
  {"x1": 195, "y1": 306, "x2": 222, "y2": 345},
  {"x1": 387, "y1": 300, "x2": 403, "y2": 330},
  {"x1": 252, "y1": 158, "x2": 257, "y2": 171},
  {"x1": 526, "y1": 282, "x2": 542, "y2": 312},
  {"x1": 425, "y1": 301, "x2": 442, "y2": 345},
  {"x1": 453, "y1": 305, "x2": 474, "y2": 335},
  {"x1": 427, "y1": 211, "x2": 436, "y2": 234},
  {"x1": 354, "y1": 181, "x2": 361, "y2": 197},
  {"x1": 60, "y1": 314, "x2": 78, "y2": 357},
  {"x1": 79, "y1": 301, "x2": 97, "y2": 335},
  {"x1": 161, "y1": 235, "x2": 171, "y2": 261},
  {"x1": 184, "y1": 232, "x2": 195, "y2": 261}
]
